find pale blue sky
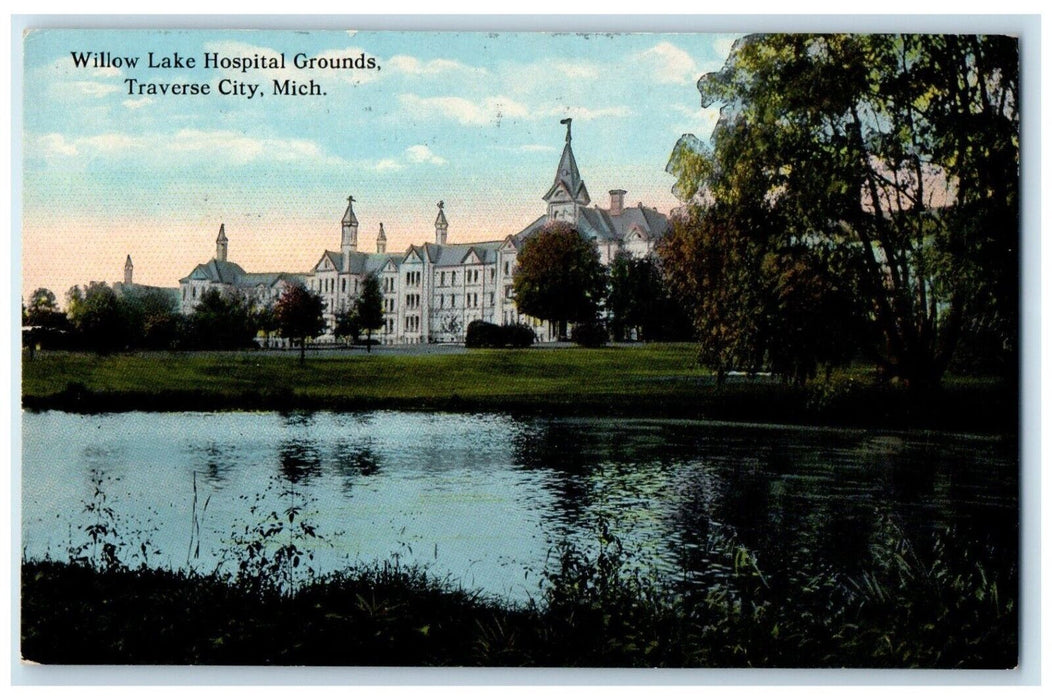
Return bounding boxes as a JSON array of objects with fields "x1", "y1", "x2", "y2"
[{"x1": 22, "y1": 29, "x2": 739, "y2": 297}]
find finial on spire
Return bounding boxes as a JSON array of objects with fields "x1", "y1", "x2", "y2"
[
  {"x1": 348, "y1": 194, "x2": 355, "y2": 204},
  {"x1": 437, "y1": 200, "x2": 444, "y2": 210},
  {"x1": 560, "y1": 117, "x2": 572, "y2": 142}
]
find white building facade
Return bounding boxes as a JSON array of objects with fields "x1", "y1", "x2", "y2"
[{"x1": 177, "y1": 121, "x2": 670, "y2": 344}]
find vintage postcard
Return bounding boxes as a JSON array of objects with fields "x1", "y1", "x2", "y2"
[{"x1": 18, "y1": 23, "x2": 1023, "y2": 672}]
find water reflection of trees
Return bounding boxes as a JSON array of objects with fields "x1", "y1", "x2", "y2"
[
  {"x1": 189, "y1": 442, "x2": 238, "y2": 487},
  {"x1": 278, "y1": 440, "x2": 322, "y2": 483},
  {"x1": 329, "y1": 440, "x2": 383, "y2": 494}
]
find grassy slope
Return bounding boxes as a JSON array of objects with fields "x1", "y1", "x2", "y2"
[{"x1": 21, "y1": 345, "x2": 1015, "y2": 432}]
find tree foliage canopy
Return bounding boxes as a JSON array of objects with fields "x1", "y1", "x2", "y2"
[
  {"x1": 513, "y1": 222, "x2": 608, "y2": 333},
  {"x1": 355, "y1": 275, "x2": 385, "y2": 335},
  {"x1": 189, "y1": 288, "x2": 257, "y2": 350},
  {"x1": 275, "y1": 284, "x2": 326, "y2": 347},
  {"x1": 666, "y1": 33, "x2": 1019, "y2": 387}
]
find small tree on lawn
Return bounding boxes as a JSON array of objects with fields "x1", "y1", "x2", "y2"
[
  {"x1": 355, "y1": 274, "x2": 384, "y2": 352},
  {"x1": 333, "y1": 304, "x2": 361, "y2": 345},
  {"x1": 275, "y1": 284, "x2": 326, "y2": 364}
]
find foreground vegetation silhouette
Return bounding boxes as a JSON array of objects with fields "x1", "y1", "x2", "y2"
[{"x1": 22, "y1": 500, "x2": 1016, "y2": 667}]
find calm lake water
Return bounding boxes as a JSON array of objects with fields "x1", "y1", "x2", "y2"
[{"x1": 21, "y1": 410, "x2": 1018, "y2": 602}]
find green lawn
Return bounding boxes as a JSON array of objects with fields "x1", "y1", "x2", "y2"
[{"x1": 21, "y1": 345, "x2": 1015, "y2": 432}]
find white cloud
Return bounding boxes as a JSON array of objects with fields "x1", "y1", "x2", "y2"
[
  {"x1": 552, "y1": 61, "x2": 600, "y2": 80},
  {"x1": 714, "y1": 36, "x2": 739, "y2": 61},
  {"x1": 540, "y1": 104, "x2": 632, "y2": 121},
  {"x1": 122, "y1": 97, "x2": 153, "y2": 110},
  {"x1": 372, "y1": 158, "x2": 402, "y2": 172},
  {"x1": 26, "y1": 128, "x2": 346, "y2": 169},
  {"x1": 69, "y1": 80, "x2": 121, "y2": 97},
  {"x1": 634, "y1": 41, "x2": 699, "y2": 85},
  {"x1": 405, "y1": 145, "x2": 446, "y2": 165},
  {"x1": 387, "y1": 55, "x2": 486, "y2": 77},
  {"x1": 511, "y1": 144, "x2": 557, "y2": 153},
  {"x1": 34, "y1": 133, "x2": 77, "y2": 157},
  {"x1": 399, "y1": 93, "x2": 530, "y2": 126}
]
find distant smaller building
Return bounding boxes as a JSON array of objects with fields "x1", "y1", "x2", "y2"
[
  {"x1": 112, "y1": 254, "x2": 180, "y2": 307},
  {"x1": 177, "y1": 224, "x2": 306, "y2": 314}
]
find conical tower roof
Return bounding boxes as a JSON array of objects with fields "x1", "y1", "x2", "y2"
[
  {"x1": 216, "y1": 223, "x2": 227, "y2": 242},
  {"x1": 435, "y1": 200, "x2": 448, "y2": 227},
  {"x1": 377, "y1": 222, "x2": 386, "y2": 240},
  {"x1": 543, "y1": 118, "x2": 590, "y2": 205}
]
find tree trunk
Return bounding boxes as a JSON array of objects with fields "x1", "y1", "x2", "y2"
[
  {"x1": 367, "y1": 329, "x2": 372, "y2": 353},
  {"x1": 299, "y1": 338, "x2": 305, "y2": 365}
]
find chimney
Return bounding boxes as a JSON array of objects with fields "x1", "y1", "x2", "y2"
[{"x1": 609, "y1": 189, "x2": 626, "y2": 216}]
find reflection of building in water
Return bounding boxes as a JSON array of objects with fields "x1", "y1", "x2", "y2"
[{"x1": 175, "y1": 120, "x2": 670, "y2": 344}]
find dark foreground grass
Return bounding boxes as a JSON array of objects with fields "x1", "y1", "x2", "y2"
[
  {"x1": 21, "y1": 346, "x2": 1015, "y2": 432},
  {"x1": 22, "y1": 524, "x2": 1017, "y2": 668}
]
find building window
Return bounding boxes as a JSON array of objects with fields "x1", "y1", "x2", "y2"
[{"x1": 451, "y1": 272, "x2": 456, "y2": 285}]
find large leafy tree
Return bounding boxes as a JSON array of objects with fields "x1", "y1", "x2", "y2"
[
  {"x1": 189, "y1": 288, "x2": 256, "y2": 350},
  {"x1": 608, "y1": 253, "x2": 691, "y2": 342},
  {"x1": 354, "y1": 274, "x2": 385, "y2": 352},
  {"x1": 667, "y1": 34, "x2": 1019, "y2": 388},
  {"x1": 25, "y1": 288, "x2": 65, "y2": 328},
  {"x1": 118, "y1": 286, "x2": 180, "y2": 350},
  {"x1": 513, "y1": 222, "x2": 608, "y2": 340},
  {"x1": 66, "y1": 282, "x2": 125, "y2": 353},
  {"x1": 275, "y1": 283, "x2": 326, "y2": 364},
  {"x1": 660, "y1": 208, "x2": 769, "y2": 383}
]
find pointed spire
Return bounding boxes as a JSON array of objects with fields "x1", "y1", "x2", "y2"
[
  {"x1": 376, "y1": 222, "x2": 387, "y2": 254},
  {"x1": 215, "y1": 223, "x2": 228, "y2": 262},
  {"x1": 435, "y1": 200, "x2": 448, "y2": 227},
  {"x1": 124, "y1": 255, "x2": 133, "y2": 285},
  {"x1": 544, "y1": 119, "x2": 590, "y2": 209},
  {"x1": 342, "y1": 195, "x2": 358, "y2": 226},
  {"x1": 377, "y1": 222, "x2": 387, "y2": 240}
]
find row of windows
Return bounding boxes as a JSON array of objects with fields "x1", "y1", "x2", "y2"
[
  {"x1": 405, "y1": 293, "x2": 421, "y2": 310},
  {"x1": 406, "y1": 271, "x2": 422, "y2": 286},
  {"x1": 405, "y1": 315, "x2": 420, "y2": 333}
]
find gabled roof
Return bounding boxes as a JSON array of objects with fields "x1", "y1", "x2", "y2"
[
  {"x1": 509, "y1": 204, "x2": 670, "y2": 248},
  {"x1": 402, "y1": 245, "x2": 425, "y2": 264},
  {"x1": 179, "y1": 258, "x2": 246, "y2": 284},
  {"x1": 422, "y1": 241, "x2": 502, "y2": 267}
]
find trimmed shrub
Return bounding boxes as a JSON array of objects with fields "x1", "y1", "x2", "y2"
[
  {"x1": 502, "y1": 323, "x2": 536, "y2": 348},
  {"x1": 465, "y1": 320, "x2": 504, "y2": 348}
]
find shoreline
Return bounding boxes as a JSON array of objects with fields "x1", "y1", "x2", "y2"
[{"x1": 20, "y1": 346, "x2": 1017, "y2": 434}]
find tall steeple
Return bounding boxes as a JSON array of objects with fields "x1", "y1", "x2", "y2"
[
  {"x1": 341, "y1": 195, "x2": 359, "y2": 270},
  {"x1": 543, "y1": 118, "x2": 591, "y2": 223},
  {"x1": 124, "y1": 255, "x2": 134, "y2": 285},
  {"x1": 215, "y1": 223, "x2": 228, "y2": 262},
  {"x1": 376, "y1": 222, "x2": 387, "y2": 254},
  {"x1": 434, "y1": 200, "x2": 448, "y2": 245}
]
